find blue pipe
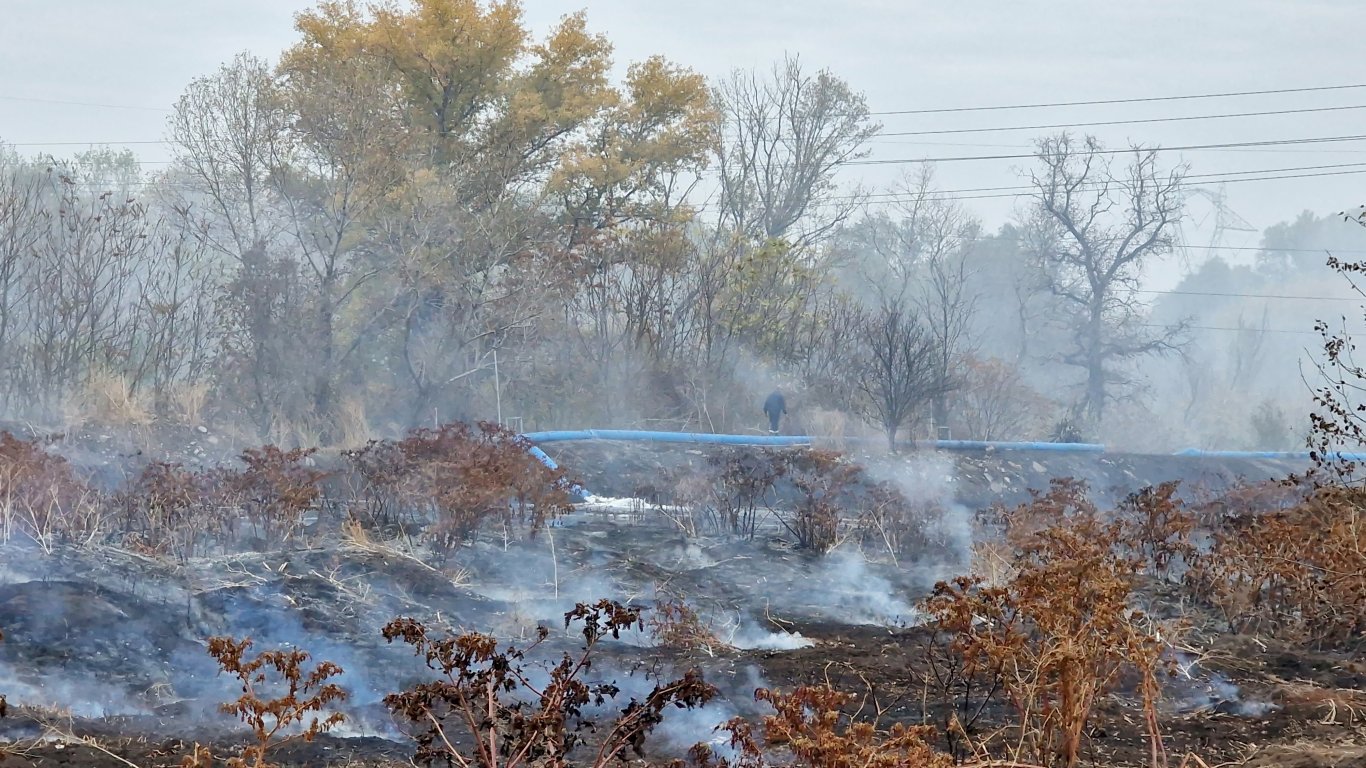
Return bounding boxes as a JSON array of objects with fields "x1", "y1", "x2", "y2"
[
  {"x1": 1174, "y1": 448, "x2": 1366, "y2": 461},
  {"x1": 525, "y1": 444, "x2": 590, "y2": 502},
  {"x1": 930, "y1": 439, "x2": 1105, "y2": 453},
  {"x1": 524, "y1": 429, "x2": 813, "y2": 446}
]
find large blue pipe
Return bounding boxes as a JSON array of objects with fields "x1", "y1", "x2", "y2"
[
  {"x1": 928, "y1": 439, "x2": 1104, "y2": 453},
  {"x1": 525, "y1": 429, "x2": 814, "y2": 446},
  {"x1": 1173, "y1": 448, "x2": 1366, "y2": 461}
]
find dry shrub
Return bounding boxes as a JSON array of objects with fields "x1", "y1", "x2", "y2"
[
  {"x1": 73, "y1": 369, "x2": 154, "y2": 427},
  {"x1": 856, "y1": 483, "x2": 939, "y2": 566},
  {"x1": 0, "y1": 432, "x2": 103, "y2": 551},
  {"x1": 692, "y1": 685, "x2": 951, "y2": 768},
  {"x1": 168, "y1": 380, "x2": 212, "y2": 426},
  {"x1": 706, "y1": 449, "x2": 788, "y2": 540},
  {"x1": 649, "y1": 597, "x2": 733, "y2": 655},
  {"x1": 1187, "y1": 484, "x2": 1366, "y2": 648},
  {"x1": 227, "y1": 446, "x2": 328, "y2": 547},
  {"x1": 1115, "y1": 480, "x2": 1196, "y2": 579},
  {"x1": 114, "y1": 461, "x2": 228, "y2": 560},
  {"x1": 205, "y1": 636, "x2": 347, "y2": 768},
  {"x1": 923, "y1": 480, "x2": 1167, "y2": 768},
  {"x1": 778, "y1": 449, "x2": 859, "y2": 554},
  {"x1": 383, "y1": 599, "x2": 717, "y2": 768},
  {"x1": 345, "y1": 422, "x2": 575, "y2": 554}
]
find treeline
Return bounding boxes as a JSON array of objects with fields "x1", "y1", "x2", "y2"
[{"x1": 0, "y1": 0, "x2": 1355, "y2": 449}]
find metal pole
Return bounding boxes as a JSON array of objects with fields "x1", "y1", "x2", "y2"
[{"x1": 494, "y1": 349, "x2": 503, "y2": 425}]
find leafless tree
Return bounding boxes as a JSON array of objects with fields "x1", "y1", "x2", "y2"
[
  {"x1": 851, "y1": 298, "x2": 952, "y2": 452},
  {"x1": 1026, "y1": 134, "x2": 1189, "y2": 427},
  {"x1": 875, "y1": 168, "x2": 982, "y2": 433},
  {"x1": 714, "y1": 54, "x2": 879, "y2": 250}
]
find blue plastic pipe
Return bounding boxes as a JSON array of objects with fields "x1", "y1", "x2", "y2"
[
  {"x1": 1173, "y1": 448, "x2": 1366, "y2": 461},
  {"x1": 929, "y1": 439, "x2": 1105, "y2": 453},
  {"x1": 524, "y1": 429, "x2": 813, "y2": 446}
]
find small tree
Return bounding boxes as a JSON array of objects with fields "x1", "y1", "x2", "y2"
[{"x1": 851, "y1": 299, "x2": 951, "y2": 452}]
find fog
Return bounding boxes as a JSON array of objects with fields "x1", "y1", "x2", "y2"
[{"x1": 2, "y1": 0, "x2": 1365, "y2": 451}]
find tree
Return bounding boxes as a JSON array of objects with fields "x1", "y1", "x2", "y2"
[
  {"x1": 714, "y1": 54, "x2": 879, "y2": 250},
  {"x1": 855, "y1": 167, "x2": 982, "y2": 433},
  {"x1": 1026, "y1": 134, "x2": 1188, "y2": 427},
  {"x1": 851, "y1": 298, "x2": 951, "y2": 452},
  {"x1": 954, "y1": 356, "x2": 1055, "y2": 441}
]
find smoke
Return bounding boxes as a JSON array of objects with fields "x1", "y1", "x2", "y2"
[{"x1": 1169, "y1": 651, "x2": 1276, "y2": 718}]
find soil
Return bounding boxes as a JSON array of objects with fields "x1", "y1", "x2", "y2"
[{"x1": 0, "y1": 431, "x2": 1360, "y2": 767}]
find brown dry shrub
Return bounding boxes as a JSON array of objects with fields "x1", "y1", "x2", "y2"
[
  {"x1": 779, "y1": 450, "x2": 860, "y2": 554},
  {"x1": 1115, "y1": 480, "x2": 1196, "y2": 579},
  {"x1": 692, "y1": 685, "x2": 951, "y2": 768},
  {"x1": 205, "y1": 636, "x2": 347, "y2": 768},
  {"x1": 226, "y1": 446, "x2": 328, "y2": 547},
  {"x1": 649, "y1": 597, "x2": 733, "y2": 655},
  {"x1": 855, "y1": 483, "x2": 940, "y2": 566},
  {"x1": 706, "y1": 449, "x2": 788, "y2": 540},
  {"x1": 383, "y1": 599, "x2": 717, "y2": 768},
  {"x1": 923, "y1": 480, "x2": 1167, "y2": 768},
  {"x1": 1186, "y1": 484, "x2": 1366, "y2": 648},
  {"x1": 0, "y1": 432, "x2": 103, "y2": 550},
  {"x1": 346, "y1": 422, "x2": 575, "y2": 554},
  {"x1": 114, "y1": 461, "x2": 229, "y2": 560}
]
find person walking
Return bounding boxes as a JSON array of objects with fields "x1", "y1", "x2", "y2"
[{"x1": 763, "y1": 390, "x2": 787, "y2": 434}]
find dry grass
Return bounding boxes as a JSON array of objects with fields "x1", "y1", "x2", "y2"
[
  {"x1": 169, "y1": 381, "x2": 211, "y2": 427},
  {"x1": 70, "y1": 370, "x2": 154, "y2": 427}
]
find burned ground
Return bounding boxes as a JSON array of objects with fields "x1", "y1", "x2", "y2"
[{"x1": 0, "y1": 434, "x2": 1360, "y2": 767}]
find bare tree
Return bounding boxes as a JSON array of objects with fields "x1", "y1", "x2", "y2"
[
  {"x1": 875, "y1": 168, "x2": 982, "y2": 434},
  {"x1": 1026, "y1": 134, "x2": 1189, "y2": 427},
  {"x1": 714, "y1": 54, "x2": 879, "y2": 249},
  {"x1": 851, "y1": 298, "x2": 951, "y2": 452}
]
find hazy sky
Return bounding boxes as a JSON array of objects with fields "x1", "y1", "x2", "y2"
[{"x1": 2, "y1": 1, "x2": 1363, "y2": 285}]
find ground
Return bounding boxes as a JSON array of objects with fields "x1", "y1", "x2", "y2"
[{"x1": 0, "y1": 431, "x2": 1361, "y2": 767}]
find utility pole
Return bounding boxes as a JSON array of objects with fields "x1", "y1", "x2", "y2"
[{"x1": 494, "y1": 349, "x2": 503, "y2": 425}]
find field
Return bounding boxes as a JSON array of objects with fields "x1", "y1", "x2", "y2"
[{"x1": 0, "y1": 424, "x2": 1362, "y2": 768}]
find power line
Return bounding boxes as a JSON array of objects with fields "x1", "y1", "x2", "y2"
[
  {"x1": 870, "y1": 83, "x2": 1366, "y2": 116},
  {"x1": 1135, "y1": 289, "x2": 1359, "y2": 302},
  {"x1": 879, "y1": 104, "x2": 1366, "y2": 138},
  {"x1": 1140, "y1": 322, "x2": 1339, "y2": 336},
  {"x1": 1, "y1": 140, "x2": 170, "y2": 147},
  {"x1": 845, "y1": 134, "x2": 1366, "y2": 166},
  {"x1": 844, "y1": 166, "x2": 1366, "y2": 205},
  {"x1": 0, "y1": 94, "x2": 170, "y2": 112},
  {"x1": 850, "y1": 161, "x2": 1366, "y2": 201}
]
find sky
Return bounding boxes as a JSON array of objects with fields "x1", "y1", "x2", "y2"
[{"x1": 2, "y1": 0, "x2": 1363, "y2": 287}]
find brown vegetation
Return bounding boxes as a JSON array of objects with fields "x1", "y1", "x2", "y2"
[{"x1": 382, "y1": 600, "x2": 717, "y2": 768}]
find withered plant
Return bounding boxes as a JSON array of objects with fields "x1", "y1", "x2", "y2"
[
  {"x1": 692, "y1": 685, "x2": 952, "y2": 768},
  {"x1": 649, "y1": 597, "x2": 733, "y2": 656},
  {"x1": 115, "y1": 460, "x2": 228, "y2": 560},
  {"x1": 383, "y1": 599, "x2": 717, "y2": 768},
  {"x1": 0, "y1": 431, "x2": 103, "y2": 551},
  {"x1": 226, "y1": 446, "x2": 328, "y2": 547},
  {"x1": 923, "y1": 480, "x2": 1168, "y2": 768},
  {"x1": 706, "y1": 449, "x2": 787, "y2": 540},
  {"x1": 778, "y1": 450, "x2": 859, "y2": 554},
  {"x1": 855, "y1": 483, "x2": 938, "y2": 566},
  {"x1": 205, "y1": 636, "x2": 348, "y2": 768},
  {"x1": 1186, "y1": 484, "x2": 1366, "y2": 648},
  {"x1": 1115, "y1": 481, "x2": 1196, "y2": 579}
]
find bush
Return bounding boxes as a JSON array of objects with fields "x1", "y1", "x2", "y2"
[
  {"x1": 1187, "y1": 484, "x2": 1366, "y2": 648},
  {"x1": 923, "y1": 481, "x2": 1167, "y2": 768},
  {"x1": 383, "y1": 599, "x2": 717, "y2": 768},
  {"x1": 692, "y1": 685, "x2": 951, "y2": 768},
  {"x1": 778, "y1": 449, "x2": 859, "y2": 554},
  {"x1": 205, "y1": 636, "x2": 348, "y2": 768},
  {"x1": 0, "y1": 432, "x2": 102, "y2": 551},
  {"x1": 347, "y1": 421, "x2": 576, "y2": 555},
  {"x1": 115, "y1": 461, "x2": 228, "y2": 560}
]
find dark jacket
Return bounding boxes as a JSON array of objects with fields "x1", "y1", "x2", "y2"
[{"x1": 763, "y1": 391, "x2": 787, "y2": 417}]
